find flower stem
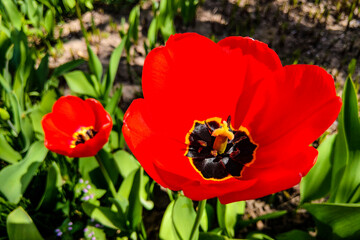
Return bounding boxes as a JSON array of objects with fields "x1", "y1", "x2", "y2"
[
  {"x1": 75, "y1": 0, "x2": 89, "y2": 45},
  {"x1": 95, "y1": 154, "x2": 117, "y2": 198},
  {"x1": 189, "y1": 199, "x2": 207, "y2": 240}
]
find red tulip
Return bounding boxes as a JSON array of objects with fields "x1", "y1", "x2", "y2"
[
  {"x1": 42, "y1": 96, "x2": 112, "y2": 158},
  {"x1": 123, "y1": 33, "x2": 342, "y2": 204}
]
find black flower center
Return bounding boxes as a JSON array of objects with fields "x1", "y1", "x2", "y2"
[
  {"x1": 185, "y1": 116, "x2": 257, "y2": 180},
  {"x1": 71, "y1": 127, "x2": 97, "y2": 148}
]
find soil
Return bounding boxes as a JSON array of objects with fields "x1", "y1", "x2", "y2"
[{"x1": 48, "y1": 0, "x2": 360, "y2": 238}]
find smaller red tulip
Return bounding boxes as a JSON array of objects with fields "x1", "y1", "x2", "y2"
[{"x1": 42, "y1": 96, "x2": 112, "y2": 157}]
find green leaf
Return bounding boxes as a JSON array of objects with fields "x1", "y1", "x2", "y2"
[
  {"x1": 44, "y1": 9, "x2": 54, "y2": 34},
  {"x1": 148, "y1": 17, "x2": 158, "y2": 49},
  {"x1": 0, "y1": 141, "x2": 48, "y2": 203},
  {"x1": 348, "y1": 59, "x2": 357, "y2": 77},
  {"x1": 52, "y1": 59, "x2": 85, "y2": 78},
  {"x1": 127, "y1": 168, "x2": 143, "y2": 230},
  {"x1": 331, "y1": 77, "x2": 360, "y2": 203},
  {"x1": 87, "y1": 45, "x2": 103, "y2": 82},
  {"x1": 128, "y1": 6, "x2": 140, "y2": 43},
  {"x1": 216, "y1": 200, "x2": 245, "y2": 237},
  {"x1": 172, "y1": 196, "x2": 197, "y2": 240},
  {"x1": 84, "y1": 226, "x2": 106, "y2": 240},
  {"x1": 36, "y1": 162, "x2": 63, "y2": 210},
  {"x1": 64, "y1": 70, "x2": 98, "y2": 97},
  {"x1": 105, "y1": 86, "x2": 122, "y2": 116},
  {"x1": 276, "y1": 230, "x2": 315, "y2": 240},
  {"x1": 1, "y1": 0, "x2": 23, "y2": 30},
  {"x1": 200, "y1": 203, "x2": 215, "y2": 232},
  {"x1": 0, "y1": 134, "x2": 21, "y2": 164},
  {"x1": 113, "y1": 150, "x2": 140, "y2": 178},
  {"x1": 39, "y1": 89, "x2": 57, "y2": 113},
  {"x1": 246, "y1": 232, "x2": 274, "y2": 240},
  {"x1": 303, "y1": 202, "x2": 360, "y2": 239},
  {"x1": 300, "y1": 134, "x2": 337, "y2": 203},
  {"x1": 7, "y1": 207, "x2": 44, "y2": 240},
  {"x1": 198, "y1": 233, "x2": 229, "y2": 240},
  {"x1": 102, "y1": 37, "x2": 126, "y2": 101},
  {"x1": 159, "y1": 201, "x2": 179, "y2": 240},
  {"x1": 82, "y1": 202, "x2": 126, "y2": 230}
]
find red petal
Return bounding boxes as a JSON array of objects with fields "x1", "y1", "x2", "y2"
[
  {"x1": 85, "y1": 98, "x2": 113, "y2": 133},
  {"x1": 240, "y1": 65, "x2": 341, "y2": 151},
  {"x1": 218, "y1": 147, "x2": 317, "y2": 204},
  {"x1": 217, "y1": 36, "x2": 282, "y2": 71},
  {"x1": 142, "y1": 33, "x2": 248, "y2": 140},
  {"x1": 42, "y1": 114, "x2": 73, "y2": 156},
  {"x1": 50, "y1": 96, "x2": 95, "y2": 135}
]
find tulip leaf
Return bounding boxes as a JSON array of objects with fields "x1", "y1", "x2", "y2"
[
  {"x1": 200, "y1": 203, "x2": 215, "y2": 232},
  {"x1": 246, "y1": 232, "x2": 274, "y2": 240},
  {"x1": 303, "y1": 202, "x2": 360, "y2": 239},
  {"x1": 87, "y1": 45, "x2": 103, "y2": 82},
  {"x1": 0, "y1": 141, "x2": 48, "y2": 204},
  {"x1": 0, "y1": 134, "x2": 21, "y2": 164},
  {"x1": 84, "y1": 226, "x2": 106, "y2": 240},
  {"x1": 52, "y1": 59, "x2": 85, "y2": 78},
  {"x1": 36, "y1": 162, "x2": 63, "y2": 210},
  {"x1": 300, "y1": 134, "x2": 337, "y2": 203},
  {"x1": 172, "y1": 196, "x2": 197, "y2": 240},
  {"x1": 63, "y1": 70, "x2": 98, "y2": 97},
  {"x1": 331, "y1": 77, "x2": 360, "y2": 203},
  {"x1": 102, "y1": 36, "x2": 126, "y2": 101},
  {"x1": 105, "y1": 86, "x2": 122, "y2": 116},
  {"x1": 159, "y1": 201, "x2": 180, "y2": 240},
  {"x1": 113, "y1": 150, "x2": 140, "y2": 178},
  {"x1": 6, "y1": 207, "x2": 44, "y2": 240},
  {"x1": 1, "y1": 0, "x2": 23, "y2": 30},
  {"x1": 82, "y1": 202, "x2": 126, "y2": 230},
  {"x1": 217, "y1": 199, "x2": 245, "y2": 237},
  {"x1": 127, "y1": 168, "x2": 143, "y2": 230},
  {"x1": 199, "y1": 233, "x2": 229, "y2": 240},
  {"x1": 276, "y1": 230, "x2": 315, "y2": 240}
]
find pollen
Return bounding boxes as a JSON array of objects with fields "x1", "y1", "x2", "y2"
[
  {"x1": 211, "y1": 121, "x2": 234, "y2": 154},
  {"x1": 70, "y1": 126, "x2": 97, "y2": 148}
]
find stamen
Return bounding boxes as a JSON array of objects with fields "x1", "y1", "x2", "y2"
[
  {"x1": 212, "y1": 121, "x2": 234, "y2": 154},
  {"x1": 70, "y1": 127, "x2": 97, "y2": 148}
]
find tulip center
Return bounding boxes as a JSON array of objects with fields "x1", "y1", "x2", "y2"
[
  {"x1": 185, "y1": 116, "x2": 257, "y2": 180},
  {"x1": 70, "y1": 126, "x2": 97, "y2": 148}
]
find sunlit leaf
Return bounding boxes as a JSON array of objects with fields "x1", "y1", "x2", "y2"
[
  {"x1": 52, "y1": 59, "x2": 85, "y2": 78},
  {"x1": 64, "y1": 70, "x2": 98, "y2": 97},
  {"x1": 300, "y1": 134, "x2": 337, "y2": 203},
  {"x1": 303, "y1": 202, "x2": 360, "y2": 239},
  {"x1": 113, "y1": 150, "x2": 139, "y2": 178},
  {"x1": 1, "y1": 0, "x2": 22, "y2": 30},
  {"x1": 87, "y1": 45, "x2": 103, "y2": 82},
  {"x1": 7, "y1": 207, "x2": 44, "y2": 240},
  {"x1": 82, "y1": 202, "x2": 125, "y2": 230},
  {"x1": 159, "y1": 201, "x2": 179, "y2": 240},
  {"x1": 172, "y1": 196, "x2": 197, "y2": 240},
  {"x1": 0, "y1": 134, "x2": 21, "y2": 164},
  {"x1": 0, "y1": 141, "x2": 48, "y2": 204}
]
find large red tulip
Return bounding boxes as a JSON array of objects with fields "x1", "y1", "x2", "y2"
[
  {"x1": 123, "y1": 33, "x2": 342, "y2": 204},
  {"x1": 42, "y1": 96, "x2": 112, "y2": 158}
]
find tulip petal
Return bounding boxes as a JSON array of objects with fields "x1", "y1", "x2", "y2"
[
  {"x1": 217, "y1": 36, "x2": 282, "y2": 71},
  {"x1": 142, "y1": 33, "x2": 249, "y2": 140},
  {"x1": 218, "y1": 146, "x2": 317, "y2": 204},
  {"x1": 51, "y1": 96, "x2": 96, "y2": 134},
  {"x1": 241, "y1": 65, "x2": 341, "y2": 149}
]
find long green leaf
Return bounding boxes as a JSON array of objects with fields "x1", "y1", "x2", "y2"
[
  {"x1": 300, "y1": 134, "x2": 337, "y2": 203},
  {"x1": 52, "y1": 59, "x2": 85, "y2": 78},
  {"x1": 0, "y1": 141, "x2": 48, "y2": 204},
  {"x1": 87, "y1": 45, "x2": 103, "y2": 82},
  {"x1": 172, "y1": 196, "x2": 197, "y2": 240},
  {"x1": 64, "y1": 70, "x2": 98, "y2": 97},
  {"x1": 303, "y1": 202, "x2": 360, "y2": 239},
  {"x1": 0, "y1": 134, "x2": 21, "y2": 164},
  {"x1": 159, "y1": 201, "x2": 180, "y2": 240},
  {"x1": 102, "y1": 37, "x2": 126, "y2": 101},
  {"x1": 1, "y1": 0, "x2": 22, "y2": 30},
  {"x1": 7, "y1": 207, "x2": 44, "y2": 240}
]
